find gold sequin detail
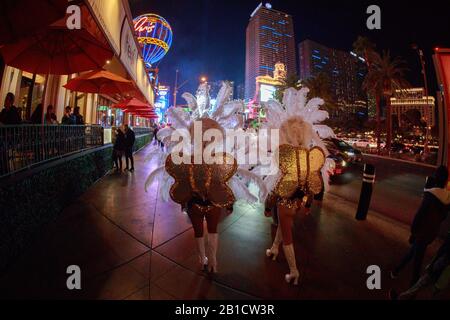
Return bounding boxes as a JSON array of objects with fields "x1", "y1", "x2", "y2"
[
  {"x1": 274, "y1": 145, "x2": 326, "y2": 199},
  {"x1": 165, "y1": 153, "x2": 237, "y2": 208}
]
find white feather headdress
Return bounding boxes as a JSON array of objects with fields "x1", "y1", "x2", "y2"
[
  {"x1": 255, "y1": 87, "x2": 336, "y2": 199},
  {"x1": 146, "y1": 82, "x2": 264, "y2": 204}
]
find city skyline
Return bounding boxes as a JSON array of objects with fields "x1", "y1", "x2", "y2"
[{"x1": 129, "y1": 0, "x2": 450, "y2": 98}]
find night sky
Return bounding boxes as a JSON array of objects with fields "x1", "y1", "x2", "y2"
[{"x1": 129, "y1": 0, "x2": 450, "y2": 100}]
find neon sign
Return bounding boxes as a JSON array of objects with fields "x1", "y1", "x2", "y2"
[{"x1": 133, "y1": 14, "x2": 173, "y2": 67}]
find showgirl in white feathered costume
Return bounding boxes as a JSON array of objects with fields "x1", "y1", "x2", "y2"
[
  {"x1": 256, "y1": 87, "x2": 335, "y2": 285},
  {"x1": 145, "y1": 82, "x2": 265, "y2": 273}
]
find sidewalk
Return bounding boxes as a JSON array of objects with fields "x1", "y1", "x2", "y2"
[{"x1": 0, "y1": 144, "x2": 446, "y2": 300}]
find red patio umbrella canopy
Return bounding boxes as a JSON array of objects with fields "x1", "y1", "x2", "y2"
[
  {"x1": 113, "y1": 97, "x2": 151, "y2": 110},
  {"x1": 64, "y1": 70, "x2": 136, "y2": 95},
  {"x1": 0, "y1": 7, "x2": 113, "y2": 75},
  {"x1": 131, "y1": 109, "x2": 158, "y2": 119},
  {"x1": 0, "y1": 0, "x2": 67, "y2": 45}
]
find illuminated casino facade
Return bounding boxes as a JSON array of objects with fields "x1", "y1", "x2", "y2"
[{"x1": 245, "y1": 3, "x2": 297, "y2": 100}]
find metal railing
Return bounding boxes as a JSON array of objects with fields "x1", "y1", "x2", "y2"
[
  {"x1": 0, "y1": 125, "x2": 104, "y2": 178},
  {"x1": 131, "y1": 127, "x2": 153, "y2": 136}
]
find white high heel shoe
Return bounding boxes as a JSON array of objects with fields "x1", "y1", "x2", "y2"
[
  {"x1": 207, "y1": 233, "x2": 218, "y2": 273},
  {"x1": 266, "y1": 225, "x2": 282, "y2": 261},
  {"x1": 283, "y1": 244, "x2": 300, "y2": 285},
  {"x1": 195, "y1": 237, "x2": 208, "y2": 270}
]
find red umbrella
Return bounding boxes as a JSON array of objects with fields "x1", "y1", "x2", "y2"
[
  {"x1": 0, "y1": 9, "x2": 113, "y2": 75},
  {"x1": 0, "y1": 4, "x2": 114, "y2": 124},
  {"x1": 135, "y1": 113, "x2": 159, "y2": 119},
  {"x1": 0, "y1": 0, "x2": 67, "y2": 45},
  {"x1": 131, "y1": 110, "x2": 158, "y2": 118},
  {"x1": 113, "y1": 97, "x2": 152, "y2": 110},
  {"x1": 63, "y1": 70, "x2": 136, "y2": 95}
]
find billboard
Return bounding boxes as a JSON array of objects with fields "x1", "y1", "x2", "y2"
[
  {"x1": 155, "y1": 85, "x2": 170, "y2": 122},
  {"x1": 260, "y1": 84, "x2": 276, "y2": 102}
]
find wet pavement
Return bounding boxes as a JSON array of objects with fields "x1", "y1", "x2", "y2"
[{"x1": 0, "y1": 144, "x2": 448, "y2": 300}]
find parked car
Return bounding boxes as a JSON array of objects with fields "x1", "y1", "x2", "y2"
[
  {"x1": 352, "y1": 138, "x2": 372, "y2": 149},
  {"x1": 324, "y1": 138, "x2": 363, "y2": 163}
]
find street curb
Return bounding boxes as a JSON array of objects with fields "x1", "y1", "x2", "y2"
[{"x1": 362, "y1": 153, "x2": 437, "y2": 169}]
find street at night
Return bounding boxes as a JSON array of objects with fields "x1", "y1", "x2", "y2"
[{"x1": 1, "y1": 0, "x2": 450, "y2": 314}]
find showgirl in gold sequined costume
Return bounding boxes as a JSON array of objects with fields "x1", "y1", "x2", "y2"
[
  {"x1": 145, "y1": 83, "x2": 264, "y2": 273},
  {"x1": 255, "y1": 87, "x2": 335, "y2": 285}
]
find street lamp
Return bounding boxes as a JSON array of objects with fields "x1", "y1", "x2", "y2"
[
  {"x1": 173, "y1": 69, "x2": 189, "y2": 108},
  {"x1": 412, "y1": 43, "x2": 430, "y2": 156},
  {"x1": 200, "y1": 76, "x2": 207, "y2": 83}
]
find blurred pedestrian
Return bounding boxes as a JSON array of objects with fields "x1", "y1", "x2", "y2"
[
  {"x1": 390, "y1": 231, "x2": 450, "y2": 300},
  {"x1": 391, "y1": 166, "x2": 450, "y2": 286},
  {"x1": 153, "y1": 125, "x2": 159, "y2": 145},
  {"x1": 0, "y1": 92, "x2": 22, "y2": 125},
  {"x1": 73, "y1": 106, "x2": 84, "y2": 125},
  {"x1": 61, "y1": 106, "x2": 75, "y2": 125},
  {"x1": 113, "y1": 127, "x2": 126, "y2": 173},
  {"x1": 124, "y1": 124, "x2": 135, "y2": 172},
  {"x1": 30, "y1": 104, "x2": 43, "y2": 124},
  {"x1": 44, "y1": 105, "x2": 58, "y2": 124}
]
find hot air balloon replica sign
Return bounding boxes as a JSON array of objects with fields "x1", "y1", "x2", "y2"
[{"x1": 133, "y1": 14, "x2": 173, "y2": 68}]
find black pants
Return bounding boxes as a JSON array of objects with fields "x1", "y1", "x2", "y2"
[
  {"x1": 394, "y1": 241, "x2": 428, "y2": 286},
  {"x1": 113, "y1": 150, "x2": 123, "y2": 170},
  {"x1": 125, "y1": 148, "x2": 134, "y2": 169}
]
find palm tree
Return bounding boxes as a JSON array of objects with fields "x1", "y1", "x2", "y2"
[
  {"x1": 363, "y1": 51, "x2": 408, "y2": 153},
  {"x1": 353, "y1": 36, "x2": 376, "y2": 68},
  {"x1": 301, "y1": 72, "x2": 338, "y2": 118},
  {"x1": 274, "y1": 74, "x2": 301, "y2": 102}
]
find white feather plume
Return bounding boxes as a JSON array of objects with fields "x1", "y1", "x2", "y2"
[
  {"x1": 145, "y1": 166, "x2": 165, "y2": 192},
  {"x1": 229, "y1": 177, "x2": 258, "y2": 203},
  {"x1": 181, "y1": 92, "x2": 197, "y2": 112}
]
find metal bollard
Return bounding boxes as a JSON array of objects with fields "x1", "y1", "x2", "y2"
[{"x1": 355, "y1": 164, "x2": 376, "y2": 221}]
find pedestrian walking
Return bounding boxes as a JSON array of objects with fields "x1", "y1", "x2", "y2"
[
  {"x1": 391, "y1": 165, "x2": 450, "y2": 286},
  {"x1": 124, "y1": 124, "x2": 135, "y2": 172},
  {"x1": 0, "y1": 92, "x2": 21, "y2": 125},
  {"x1": 113, "y1": 128, "x2": 126, "y2": 173},
  {"x1": 390, "y1": 231, "x2": 450, "y2": 300},
  {"x1": 153, "y1": 125, "x2": 159, "y2": 145}
]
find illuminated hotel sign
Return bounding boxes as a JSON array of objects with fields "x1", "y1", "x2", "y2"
[
  {"x1": 255, "y1": 62, "x2": 286, "y2": 102},
  {"x1": 133, "y1": 14, "x2": 173, "y2": 67}
]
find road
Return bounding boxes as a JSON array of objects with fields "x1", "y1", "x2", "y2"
[{"x1": 329, "y1": 155, "x2": 435, "y2": 225}]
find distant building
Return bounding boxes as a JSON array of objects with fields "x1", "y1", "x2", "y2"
[
  {"x1": 255, "y1": 62, "x2": 286, "y2": 103},
  {"x1": 390, "y1": 88, "x2": 435, "y2": 128},
  {"x1": 245, "y1": 3, "x2": 297, "y2": 100},
  {"x1": 299, "y1": 39, "x2": 367, "y2": 118}
]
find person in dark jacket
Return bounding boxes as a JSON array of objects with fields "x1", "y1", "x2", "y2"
[
  {"x1": 0, "y1": 92, "x2": 22, "y2": 125},
  {"x1": 61, "y1": 106, "x2": 75, "y2": 125},
  {"x1": 391, "y1": 166, "x2": 450, "y2": 286},
  {"x1": 390, "y1": 231, "x2": 450, "y2": 300},
  {"x1": 113, "y1": 128, "x2": 126, "y2": 172},
  {"x1": 73, "y1": 106, "x2": 84, "y2": 125},
  {"x1": 124, "y1": 124, "x2": 135, "y2": 172},
  {"x1": 30, "y1": 104, "x2": 43, "y2": 124}
]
